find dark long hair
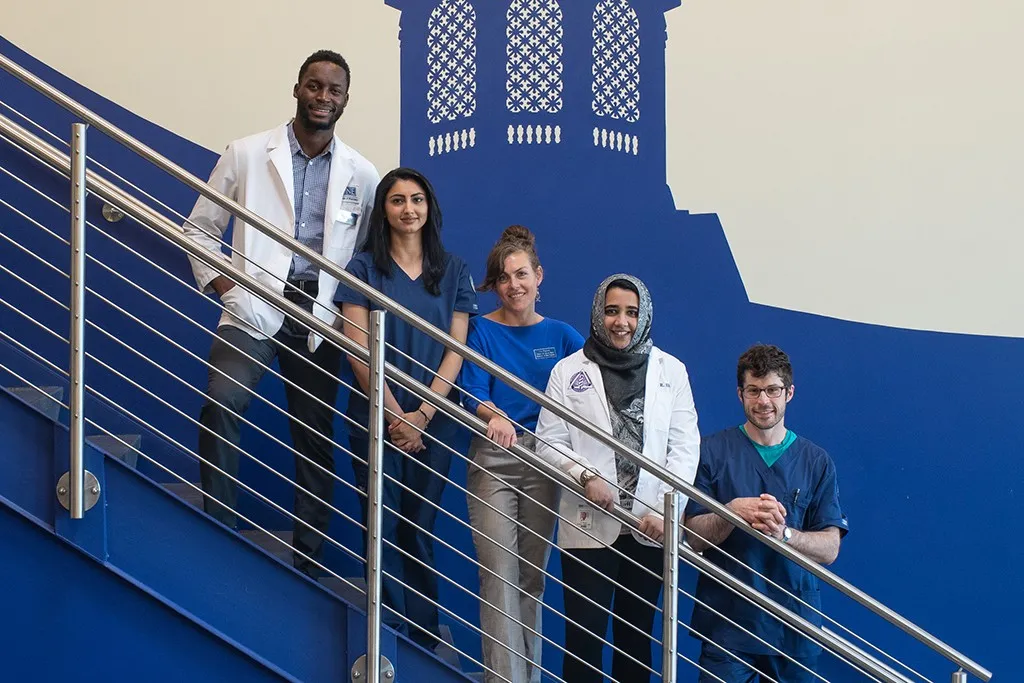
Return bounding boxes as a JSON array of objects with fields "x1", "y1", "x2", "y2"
[{"x1": 361, "y1": 167, "x2": 447, "y2": 295}]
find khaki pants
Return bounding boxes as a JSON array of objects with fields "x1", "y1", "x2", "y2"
[{"x1": 467, "y1": 434, "x2": 560, "y2": 683}]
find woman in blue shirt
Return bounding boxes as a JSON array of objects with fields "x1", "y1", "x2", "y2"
[
  {"x1": 335, "y1": 167, "x2": 478, "y2": 650},
  {"x1": 458, "y1": 225, "x2": 584, "y2": 683}
]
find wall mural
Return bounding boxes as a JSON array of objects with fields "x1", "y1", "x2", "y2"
[{"x1": 0, "y1": 0, "x2": 1017, "y2": 677}]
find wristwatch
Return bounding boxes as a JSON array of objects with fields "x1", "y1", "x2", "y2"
[
  {"x1": 579, "y1": 469, "x2": 598, "y2": 487},
  {"x1": 781, "y1": 526, "x2": 793, "y2": 544}
]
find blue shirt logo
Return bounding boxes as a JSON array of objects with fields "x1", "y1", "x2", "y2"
[
  {"x1": 569, "y1": 370, "x2": 593, "y2": 393},
  {"x1": 534, "y1": 347, "x2": 557, "y2": 360}
]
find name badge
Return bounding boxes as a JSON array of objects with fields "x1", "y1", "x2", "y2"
[
  {"x1": 534, "y1": 347, "x2": 557, "y2": 360},
  {"x1": 576, "y1": 504, "x2": 593, "y2": 530},
  {"x1": 336, "y1": 209, "x2": 358, "y2": 226}
]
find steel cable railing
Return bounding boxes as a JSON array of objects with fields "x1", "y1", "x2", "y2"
[
  {"x1": 0, "y1": 52, "x2": 991, "y2": 683},
  {"x1": 0, "y1": 163, "x2": 794, "y2": 683},
  {"x1": 0, "y1": 107, "x2": 913, "y2": 683},
  {"x1": 0, "y1": 57, "x2": 993, "y2": 683}
]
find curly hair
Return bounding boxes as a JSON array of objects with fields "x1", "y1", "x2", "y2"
[
  {"x1": 737, "y1": 344, "x2": 793, "y2": 388},
  {"x1": 478, "y1": 225, "x2": 541, "y2": 292}
]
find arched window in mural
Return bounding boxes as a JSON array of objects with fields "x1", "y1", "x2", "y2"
[
  {"x1": 506, "y1": 0, "x2": 564, "y2": 114},
  {"x1": 426, "y1": 0, "x2": 477, "y2": 124},
  {"x1": 592, "y1": 0, "x2": 640, "y2": 124}
]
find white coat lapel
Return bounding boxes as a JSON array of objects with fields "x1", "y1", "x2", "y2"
[
  {"x1": 581, "y1": 358, "x2": 612, "y2": 429},
  {"x1": 323, "y1": 139, "x2": 356, "y2": 252},
  {"x1": 641, "y1": 349, "x2": 663, "y2": 443},
  {"x1": 267, "y1": 125, "x2": 295, "y2": 230}
]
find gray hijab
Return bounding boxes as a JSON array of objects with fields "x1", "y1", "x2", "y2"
[{"x1": 583, "y1": 273, "x2": 653, "y2": 507}]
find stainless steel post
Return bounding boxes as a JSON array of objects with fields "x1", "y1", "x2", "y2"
[
  {"x1": 365, "y1": 310, "x2": 387, "y2": 683},
  {"x1": 662, "y1": 490, "x2": 681, "y2": 683},
  {"x1": 68, "y1": 122, "x2": 87, "y2": 519},
  {"x1": 952, "y1": 670, "x2": 967, "y2": 683}
]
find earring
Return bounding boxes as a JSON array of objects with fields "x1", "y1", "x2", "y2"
[{"x1": 536, "y1": 287, "x2": 541, "y2": 303}]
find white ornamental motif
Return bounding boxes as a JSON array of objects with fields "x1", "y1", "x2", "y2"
[
  {"x1": 592, "y1": 0, "x2": 640, "y2": 123},
  {"x1": 427, "y1": 0, "x2": 477, "y2": 124},
  {"x1": 506, "y1": 0, "x2": 564, "y2": 114}
]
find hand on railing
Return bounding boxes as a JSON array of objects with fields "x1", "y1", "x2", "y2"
[
  {"x1": 582, "y1": 474, "x2": 616, "y2": 511},
  {"x1": 732, "y1": 494, "x2": 788, "y2": 535},
  {"x1": 485, "y1": 414, "x2": 517, "y2": 449},
  {"x1": 637, "y1": 513, "x2": 665, "y2": 544}
]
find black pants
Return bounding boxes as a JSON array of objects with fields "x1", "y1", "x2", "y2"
[
  {"x1": 561, "y1": 534, "x2": 665, "y2": 682},
  {"x1": 350, "y1": 430, "x2": 453, "y2": 650},
  {"x1": 198, "y1": 311, "x2": 341, "y2": 575}
]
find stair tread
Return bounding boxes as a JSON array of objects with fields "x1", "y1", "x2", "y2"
[
  {"x1": 86, "y1": 434, "x2": 142, "y2": 468},
  {"x1": 7, "y1": 385, "x2": 64, "y2": 420},
  {"x1": 161, "y1": 482, "x2": 204, "y2": 509},
  {"x1": 240, "y1": 529, "x2": 293, "y2": 562}
]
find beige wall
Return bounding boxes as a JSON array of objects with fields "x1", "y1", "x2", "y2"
[{"x1": 5, "y1": 0, "x2": 1022, "y2": 337}]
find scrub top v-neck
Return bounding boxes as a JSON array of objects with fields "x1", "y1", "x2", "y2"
[{"x1": 335, "y1": 251, "x2": 477, "y2": 439}]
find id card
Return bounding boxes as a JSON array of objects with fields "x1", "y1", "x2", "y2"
[{"x1": 576, "y1": 504, "x2": 593, "y2": 531}]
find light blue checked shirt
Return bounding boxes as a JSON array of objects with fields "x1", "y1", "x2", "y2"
[{"x1": 286, "y1": 123, "x2": 333, "y2": 282}]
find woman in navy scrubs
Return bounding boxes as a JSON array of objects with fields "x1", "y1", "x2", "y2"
[{"x1": 335, "y1": 167, "x2": 477, "y2": 649}]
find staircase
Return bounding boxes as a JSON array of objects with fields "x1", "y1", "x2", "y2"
[{"x1": 0, "y1": 378, "x2": 475, "y2": 682}]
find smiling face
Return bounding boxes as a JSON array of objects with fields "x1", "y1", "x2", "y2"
[
  {"x1": 494, "y1": 250, "x2": 543, "y2": 315},
  {"x1": 602, "y1": 286, "x2": 639, "y2": 350},
  {"x1": 384, "y1": 179, "x2": 428, "y2": 237},
  {"x1": 739, "y1": 370, "x2": 794, "y2": 431},
  {"x1": 293, "y1": 61, "x2": 349, "y2": 132}
]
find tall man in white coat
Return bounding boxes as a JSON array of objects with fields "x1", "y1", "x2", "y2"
[{"x1": 183, "y1": 49, "x2": 379, "y2": 576}]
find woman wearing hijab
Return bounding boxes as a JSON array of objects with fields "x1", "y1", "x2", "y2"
[{"x1": 535, "y1": 274, "x2": 700, "y2": 682}]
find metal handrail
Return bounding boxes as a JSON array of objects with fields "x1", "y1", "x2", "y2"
[
  {"x1": 0, "y1": 145, "x2": 899, "y2": 683},
  {"x1": 0, "y1": 54, "x2": 992, "y2": 681},
  {"x1": 0, "y1": 110, "x2": 912, "y2": 682}
]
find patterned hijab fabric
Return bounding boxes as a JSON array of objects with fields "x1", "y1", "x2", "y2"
[
  {"x1": 587, "y1": 273, "x2": 653, "y2": 355},
  {"x1": 582, "y1": 273, "x2": 654, "y2": 510}
]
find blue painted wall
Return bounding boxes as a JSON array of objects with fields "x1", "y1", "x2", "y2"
[
  {"x1": 0, "y1": 504, "x2": 287, "y2": 683},
  {"x1": 1, "y1": 0, "x2": 1019, "y2": 677}
]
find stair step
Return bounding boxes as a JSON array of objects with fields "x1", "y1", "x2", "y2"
[
  {"x1": 86, "y1": 434, "x2": 141, "y2": 468},
  {"x1": 162, "y1": 482, "x2": 204, "y2": 510},
  {"x1": 435, "y1": 624, "x2": 462, "y2": 671},
  {"x1": 318, "y1": 575, "x2": 367, "y2": 607},
  {"x1": 240, "y1": 529, "x2": 293, "y2": 563},
  {"x1": 7, "y1": 385, "x2": 63, "y2": 420}
]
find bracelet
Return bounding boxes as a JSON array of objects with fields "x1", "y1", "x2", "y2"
[{"x1": 417, "y1": 408, "x2": 432, "y2": 425}]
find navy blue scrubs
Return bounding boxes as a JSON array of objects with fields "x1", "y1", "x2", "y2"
[
  {"x1": 335, "y1": 250, "x2": 477, "y2": 647},
  {"x1": 685, "y1": 427, "x2": 849, "y2": 676}
]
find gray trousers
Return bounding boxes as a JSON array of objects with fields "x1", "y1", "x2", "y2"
[
  {"x1": 198, "y1": 313, "x2": 341, "y2": 575},
  {"x1": 467, "y1": 434, "x2": 559, "y2": 683}
]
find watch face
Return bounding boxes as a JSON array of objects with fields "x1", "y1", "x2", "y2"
[{"x1": 782, "y1": 527, "x2": 792, "y2": 542}]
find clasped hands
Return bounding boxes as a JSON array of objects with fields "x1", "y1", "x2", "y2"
[
  {"x1": 728, "y1": 493, "x2": 788, "y2": 541},
  {"x1": 388, "y1": 410, "x2": 428, "y2": 453}
]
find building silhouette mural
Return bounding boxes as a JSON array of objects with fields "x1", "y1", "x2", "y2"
[{"x1": 0, "y1": 1, "x2": 1017, "y2": 674}]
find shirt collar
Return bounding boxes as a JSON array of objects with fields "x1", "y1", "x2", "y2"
[{"x1": 287, "y1": 120, "x2": 334, "y2": 160}]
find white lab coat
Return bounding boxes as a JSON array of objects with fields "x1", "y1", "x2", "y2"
[
  {"x1": 183, "y1": 123, "x2": 379, "y2": 350},
  {"x1": 535, "y1": 347, "x2": 700, "y2": 549}
]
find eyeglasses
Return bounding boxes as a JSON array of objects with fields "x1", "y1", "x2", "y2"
[{"x1": 742, "y1": 385, "x2": 787, "y2": 399}]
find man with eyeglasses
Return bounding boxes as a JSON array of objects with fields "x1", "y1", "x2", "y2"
[{"x1": 684, "y1": 344, "x2": 849, "y2": 681}]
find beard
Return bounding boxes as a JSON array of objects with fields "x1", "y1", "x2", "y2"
[
  {"x1": 746, "y1": 405, "x2": 784, "y2": 431},
  {"x1": 297, "y1": 104, "x2": 339, "y2": 131}
]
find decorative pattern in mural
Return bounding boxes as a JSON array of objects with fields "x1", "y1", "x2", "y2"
[
  {"x1": 506, "y1": 0, "x2": 564, "y2": 114},
  {"x1": 507, "y1": 124, "x2": 562, "y2": 145},
  {"x1": 592, "y1": 0, "x2": 640, "y2": 123},
  {"x1": 427, "y1": 0, "x2": 477, "y2": 124}
]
